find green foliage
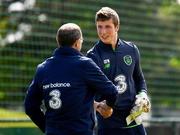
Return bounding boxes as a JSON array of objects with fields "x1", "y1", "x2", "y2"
[
  {"x1": 169, "y1": 57, "x2": 180, "y2": 69},
  {"x1": 158, "y1": 2, "x2": 180, "y2": 19},
  {"x1": 0, "y1": 0, "x2": 179, "y2": 117}
]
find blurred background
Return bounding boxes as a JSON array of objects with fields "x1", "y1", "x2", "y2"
[{"x1": 0, "y1": 0, "x2": 179, "y2": 134}]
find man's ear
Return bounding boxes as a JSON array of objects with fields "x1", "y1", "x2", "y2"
[
  {"x1": 74, "y1": 40, "x2": 79, "y2": 47},
  {"x1": 116, "y1": 25, "x2": 119, "y2": 32},
  {"x1": 72, "y1": 39, "x2": 79, "y2": 49}
]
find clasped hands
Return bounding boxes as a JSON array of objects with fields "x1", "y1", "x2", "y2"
[
  {"x1": 94, "y1": 100, "x2": 113, "y2": 118},
  {"x1": 94, "y1": 92, "x2": 151, "y2": 119}
]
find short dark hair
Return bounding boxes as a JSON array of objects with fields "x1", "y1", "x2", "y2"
[
  {"x1": 95, "y1": 7, "x2": 120, "y2": 27},
  {"x1": 56, "y1": 23, "x2": 82, "y2": 47}
]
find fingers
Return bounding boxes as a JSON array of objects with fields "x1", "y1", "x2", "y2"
[
  {"x1": 135, "y1": 92, "x2": 151, "y2": 113},
  {"x1": 96, "y1": 101, "x2": 113, "y2": 118},
  {"x1": 93, "y1": 101, "x2": 99, "y2": 110},
  {"x1": 143, "y1": 99, "x2": 151, "y2": 113}
]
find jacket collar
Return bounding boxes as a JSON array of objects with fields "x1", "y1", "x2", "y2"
[
  {"x1": 53, "y1": 47, "x2": 83, "y2": 57},
  {"x1": 98, "y1": 39, "x2": 121, "y2": 51}
]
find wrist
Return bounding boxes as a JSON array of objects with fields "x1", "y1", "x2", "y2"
[{"x1": 137, "y1": 91, "x2": 147, "y2": 98}]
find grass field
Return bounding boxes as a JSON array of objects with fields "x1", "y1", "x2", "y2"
[{"x1": 0, "y1": 108, "x2": 36, "y2": 128}]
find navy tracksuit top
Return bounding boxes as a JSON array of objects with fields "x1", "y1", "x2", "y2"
[
  {"x1": 24, "y1": 47, "x2": 118, "y2": 135},
  {"x1": 87, "y1": 39, "x2": 147, "y2": 128}
]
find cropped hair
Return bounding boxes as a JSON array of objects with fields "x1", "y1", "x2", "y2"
[
  {"x1": 56, "y1": 23, "x2": 82, "y2": 47},
  {"x1": 95, "y1": 7, "x2": 120, "y2": 27}
]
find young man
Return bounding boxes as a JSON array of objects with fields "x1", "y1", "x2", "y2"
[
  {"x1": 87, "y1": 7, "x2": 151, "y2": 135},
  {"x1": 24, "y1": 23, "x2": 118, "y2": 135}
]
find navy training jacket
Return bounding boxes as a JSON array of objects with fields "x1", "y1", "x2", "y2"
[
  {"x1": 24, "y1": 47, "x2": 118, "y2": 135},
  {"x1": 87, "y1": 39, "x2": 147, "y2": 110}
]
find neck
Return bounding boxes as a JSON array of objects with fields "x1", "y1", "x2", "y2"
[
  {"x1": 111, "y1": 35, "x2": 118, "y2": 50},
  {"x1": 111, "y1": 43, "x2": 116, "y2": 50}
]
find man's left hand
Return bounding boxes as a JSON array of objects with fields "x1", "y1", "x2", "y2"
[{"x1": 96, "y1": 100, "x2": 113, "y2": 118}]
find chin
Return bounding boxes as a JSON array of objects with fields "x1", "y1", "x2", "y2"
[
  {"x1": 103, "y1": 41, "x2": 111, "y2": 45},
  {"x1": 101, "y1": 39, "x2": 110, "y2": 44}
]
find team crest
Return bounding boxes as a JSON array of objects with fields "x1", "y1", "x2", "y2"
[{"x1": 123, "y1": 55, "x2": 132, "y2": 66}]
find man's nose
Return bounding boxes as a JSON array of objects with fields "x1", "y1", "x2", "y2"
[{"x1": 101, "y1": 28, "x2": 106, "y2": 34}]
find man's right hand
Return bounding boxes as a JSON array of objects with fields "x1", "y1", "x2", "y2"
[
  {"x1": 135, "y1": 92, "x2": 151, "y2": 113},
  {"x1": 95, "y1": 100, "x2": 113, "y2": 118}
]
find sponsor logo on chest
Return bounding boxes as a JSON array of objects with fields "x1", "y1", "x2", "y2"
[{"x1": 103, "y1": 59, "x2": 110, "y2": 69}]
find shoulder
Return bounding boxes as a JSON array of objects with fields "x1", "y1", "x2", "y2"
[
  {"x1": 79, "y1": 56, "x2": 98, "y2": 69},
  {"x1": 87, "y1": 41, "x2": 101, "y2": 58},
  {"x1": 79, "y1": 56, "x2": 94, "y2": 64},
  {"x1": 36, "y1": 57, "x2": 53, "y2": 73},
  {"x1": 87, "y1": 41, "x2": 101, "y2": 54},
  {"x1": 120, "y1": 39, "x2": 139, "y2": 52},
  {"x1": 121, "y1": 40, "x2": 137, "y2": 48}
]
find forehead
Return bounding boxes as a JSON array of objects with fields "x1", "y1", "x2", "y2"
[{"x1": 96, "y1": 19, "x2": 115, "y2": 26}]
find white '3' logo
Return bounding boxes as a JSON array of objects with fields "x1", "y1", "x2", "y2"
[
  {"x1": 49, "y1": 89, "x2": 62, "y2": 109},
  {"x1": 114, "y1": 74, "x2": 127, "y2": 94}
]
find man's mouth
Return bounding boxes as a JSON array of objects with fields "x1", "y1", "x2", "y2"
[{"x1": 101, "y1": 36, "x2": 108, "y2": 40}]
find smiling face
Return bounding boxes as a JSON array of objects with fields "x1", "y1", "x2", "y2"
[{"x1": 96, "y1": 19, "x2": 119, "y2": 46}]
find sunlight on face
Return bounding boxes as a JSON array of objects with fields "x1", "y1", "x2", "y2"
[{"x1": 96, "y1": 19, "x2": 119, "y2": 45}]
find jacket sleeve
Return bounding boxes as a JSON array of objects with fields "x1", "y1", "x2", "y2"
[
  {"x1": 86, "y1": 49, "x2": 103, "y2": 69},
  {"x1": 24, "y1": 66, "x2": 45, "y2": 133},
  {"x1": 86, "y1": 51, "x2": 99, "y2": 65},
  {"x1": 82, "y1": 58, "x2": 118, "y2": 107},
  {"x1": 133, "y1": 45, "x2": 147, "y2": 94},
  {"x1": 87, "y1": 50, "x2": 105, "y2": 102}
]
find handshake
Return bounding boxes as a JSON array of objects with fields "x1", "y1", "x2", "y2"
[
  {"x1": 94, "y1": 100, "x2": 113, "y2": 118},
  {"x1": 94, "y1": 92, "x2": 151, "y2": 122}
]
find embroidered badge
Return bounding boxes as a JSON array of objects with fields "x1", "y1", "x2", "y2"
[
  {"x1": 103, "y1": 59, "x2": 110, "y2": 69},
  {"x1": 123, "y1": 55, "x2": 132, "y2": 66}
]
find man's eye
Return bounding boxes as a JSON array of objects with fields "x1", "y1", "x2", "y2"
[
  {"x1": 105, "y1": 26, "x2": 111, "y2": 29},
  {"x1": 98, "y1": 26, "x2": 102, "y2": 29}
]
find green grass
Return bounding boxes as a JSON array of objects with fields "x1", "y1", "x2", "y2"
[
  {"x1": 0, "y1": 108, "x2": 36, "y2": 128},
  {"x1": 0, "y1": 108, "x2": 27, "y2": 118}
]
